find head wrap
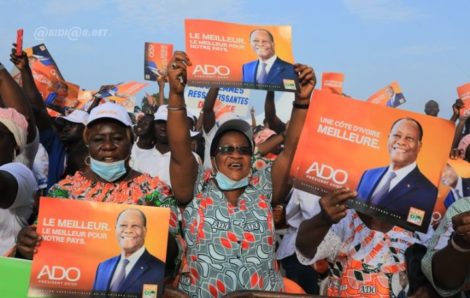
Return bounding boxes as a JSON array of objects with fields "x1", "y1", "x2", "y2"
[{"x1": 0, "y1": 108, "x2": 28, "y2": 151}]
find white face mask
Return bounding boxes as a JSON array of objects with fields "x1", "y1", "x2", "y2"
[
  {"x1": 90, "y1": 157, "x2": 127, "y2": 182},
  {"x1": 215, "y1": 171, "x2": 249, "y2": 190}
]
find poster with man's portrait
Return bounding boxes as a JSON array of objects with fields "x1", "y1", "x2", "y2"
[
  {"x1": 290, "y1": 90, "x2": 454, "y2": 232},
  {"x1": 185, "y1": 19, "x2": 297, "y2": 92},
  {"x1": 28, "y1": 198, "x2": 170, "y2": 298}
]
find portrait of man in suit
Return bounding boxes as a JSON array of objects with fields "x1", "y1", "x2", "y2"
[
  {"x1": 357, "y1": 117, "x2": 438, "y2": 228},
  {"x1": 242, "y1": 29, "x2": 297, "y2": 89},
  {"x1": 442, "y1": 163, "x2": 470, "y2": 208},
  {"x1": 92, "y1": 208, "x2": 165, "y2": 297}
]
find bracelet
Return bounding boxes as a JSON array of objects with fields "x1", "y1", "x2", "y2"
[
  {"x1": 167, "y1": 105, "x2": 186, "y2": 111},
  {"x1": 451, "y1": 235, "x2": 470, "y2": 253},
  {"x1": 293, "y1": 102, "x2": 309, "y2": 109}
]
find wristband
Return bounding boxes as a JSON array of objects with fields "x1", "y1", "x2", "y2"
[
  {"x1": 451, "y1": 235, "x2": 470, "y2": 253},
  {"x1": 293, "y1": 102, "x2": 309, "y2": 109},
  {"x1": 167, "y1": 105, "x2": 186, "y2": 111}
]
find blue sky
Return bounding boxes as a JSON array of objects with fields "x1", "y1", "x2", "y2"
[{"x1": 1, "y1": 0, "x2": 469, "y2": 121}]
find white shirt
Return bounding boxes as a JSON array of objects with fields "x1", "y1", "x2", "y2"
[
  {"x1": 0, "y1": 162, "x2": 37, "y2": 255},
  {"x1": 451, "y1": 176, "x2": 464, "y2": 200},
  {"x1": 256, "y1": 55, "x2": 277, "y2": 79},
  {"x1": 110, "y1": 245, "x2": 146, "y2": 287},
  {"x1": 276, "y1": 189, "x2": 321, "y2": 260},
  {"x1": 372, "y1": 162, "x2": 417, "y2": 197},
  {"x1": 130, "y1": 144, "x2": 201, "y2": 186}
]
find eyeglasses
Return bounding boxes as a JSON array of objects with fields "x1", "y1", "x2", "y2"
[{"x1": 217, "y1": 145, "x2": 252, "y2": 155}]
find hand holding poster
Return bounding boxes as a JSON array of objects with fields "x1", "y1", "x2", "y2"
[
  {"x1": 11, "y1": 44, "x2": 80, "y2": 112},
  {"x1": 28, "y1": 198, "x2": 169, "y2": 298},
  {"x1": 321, "y1": 72, "x2": 344, "y2": 95},
  {"x1": 367, "y1": 81, "x2": 406, "y2": 108},
  {"x1": 290, "y1": 90, "x2": 454, "y2": 232},
  {"x1": 185, "y1": 19, "x2": 297, "y2": 92},
  {"x1": 144, "y1": 42, "x2": 173, "y2": 81},
  {"x1": 457, "y1": 82, "x2": 470, "y2": 117},
  {"x1": 185, "y1": 86, "x2": 251, "y2": 117}
]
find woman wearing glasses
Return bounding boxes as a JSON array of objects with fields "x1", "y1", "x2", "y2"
[{"x1": 166, "y1": 51, "x2": 315, "y2": 298}]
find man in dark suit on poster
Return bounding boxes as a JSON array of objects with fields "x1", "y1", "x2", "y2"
[
  {"x1": 242, "y1": 29, "x2": 297, "y2": 89},
  {"x1": 92, "y1": 208, "x2": 164, "y2": 297},
  {"x1": 357, "y1": 118, "x2": 438, "y2": 228}
]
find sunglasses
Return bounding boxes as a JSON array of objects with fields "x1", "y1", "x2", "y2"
[{"x1": 217, "y1": 145, "x2": 252, "y2": 155}]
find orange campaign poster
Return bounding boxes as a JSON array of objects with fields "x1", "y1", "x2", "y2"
[
  {"x1": 457, "y1": 82, "x2": 470, "y2": 117},
  {"x1": 28, "y1": 198, "x2": 169, "y2": 298},
  {"x1": 367, "y1": 81, "x2": 406, "y2": 108},
  {"x1": 144, "y1": 42, "x2": 173, "y2": 81},
  {"x1": 95, "y1": 81, "x2": 149, "y2": 112},
  {"x1": 185, "y1": 19, "x2": 297, "y2": 92},
  {"x1": 11, "y1": 44, "x2": 80, "y2": 113},
  {"x1": 290, "y1": 90, "x2": 454, "y2": 232},
  {"x1": 321, "y1": 72, "x2": 344, "y2": 95}
]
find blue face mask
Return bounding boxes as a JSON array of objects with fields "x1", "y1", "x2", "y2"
[
  {"x1": 90, "y1": 157, "x2": 127, "y2": 182},
  {"x1": 215, "y1": 171, "x2": 249, "y2": 190}
]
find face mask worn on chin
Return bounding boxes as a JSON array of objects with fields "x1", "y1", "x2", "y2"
[
  {"x1": 90, "y1": 157, "x2": 127, "y2": 182},
  {"x1": 215, "y1": 171, "x2": 249, "y2": 190}
]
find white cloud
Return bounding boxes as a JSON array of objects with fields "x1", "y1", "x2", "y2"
[
  {"x1": 111, "y1": 0, "x2": 247, "y2": 30},
  {"x1": 343, "y1": 0, "x2": 417, "y2": 22}
]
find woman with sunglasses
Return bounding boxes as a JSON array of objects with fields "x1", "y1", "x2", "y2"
[{"x1": 166, "y1": 51, "x2": 316, "y2": 297}]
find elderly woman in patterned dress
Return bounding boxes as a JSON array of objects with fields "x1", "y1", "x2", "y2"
[
  {"x1": 165, "y1": 51, "x2": 315, "y2": 297},
  {"x1": 16, "y1": 103, "x2": 181, "y2": 272}
]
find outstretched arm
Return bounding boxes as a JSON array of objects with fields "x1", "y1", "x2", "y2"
[
  {"x1": 167, "y1": 52, "x2": 198, "y2": 204},
  {"x1": 202, "y1": 87, "x2": 219, "y2": 133},
  {"x1": 271, "y1": 64, "x2": 315, "y2": 205},
  {"x1": 10, "y1": 46, "x2": 49, "y2": 132},
  {"x1": 264, "y1": 90, "x2": 286, "y2": 134},
  {"x1": 0, "y1": 59, "x2": 36, "y2": 142}
]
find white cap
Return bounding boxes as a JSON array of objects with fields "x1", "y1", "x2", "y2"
[
  {"x1": 154, "y1": 104, "x2": 168, "y2": 121},
  {"x1": 154, "y1": 104, "x2": 200, "y2": 137},
  {"x1": 58, "y1": 109, "x2": 89, "y2": 125},
  {"x1": 87, "y1": 102, "x2": 132, "y2": 127}
]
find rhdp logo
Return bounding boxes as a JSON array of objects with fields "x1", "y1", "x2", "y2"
[
  {"x1": 283, "y1": 79, "x2": 296, "y2": 90},
  {"x1": 407, "y1": 207, "x2": 425, "y2": 226},
  {"x1": 143, "y1": 284, "x2": 158, "y2": 298}
]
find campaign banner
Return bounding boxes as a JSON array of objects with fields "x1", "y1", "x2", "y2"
[
  {"x1": 11, "y1": 44, "x2": 80, "y2": 112},
  {"x1": 367, "y1": 81, "x2": 406, "y2": 108},
  {"x1": 290, "y1": 90, "x2": 454, "y2": 232},
  {"x1": 96, "y1": 82, "x2": 148, "y2": 112},
  {"x1": 28, "y1": 198, "x2": 170, "y2": 298},
  {"x1": 457, "y1": 82, "x2": 470, "y2": 117},
  {"x1": 185, "y1": 19, "x2": 297, "y2": 92},
  {"x1": 321, "y1": 72, "x2": 344, "y2": 95},
  {"x1": 184, "y1": 86, "x2": 251, "y2": 117},
  {"x1": 144, "y1": 42, "x2": 173, "y2": 81}
]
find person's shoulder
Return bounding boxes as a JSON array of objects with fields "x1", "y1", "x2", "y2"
[
  {"x1": 363, "y1": 166, "x2": 387, "y2": 175},
  {"x1": 411, "y1": 167, "x2": 437, "y2": 190},
  {"x1": 142, "y1": 250, "x2": 165, "y2": 267},
  {"x1": 98, "y1": 255, "x2": 120, "y2": 267},
  {"x1": 275, "y1": 57, "x2": 294, "y2": 67},
  {"x1": 243, "y1": 59, "x2": 257, "y2": 68}
]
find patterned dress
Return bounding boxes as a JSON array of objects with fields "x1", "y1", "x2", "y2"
[
  {"x1": 178, "y1": 158, "x2": 284, "y2": 297},
  {"x1": 297, "y1": 210, "x2": 432, "y2": 297}
]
